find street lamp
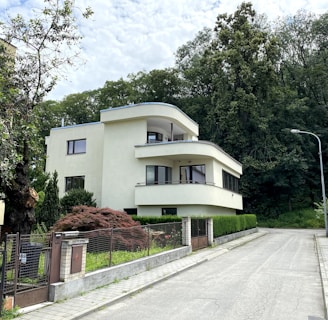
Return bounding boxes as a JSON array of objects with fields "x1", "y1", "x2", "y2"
[{"x1": 291, "y1": 129, "x2": 328, "y2": 236}]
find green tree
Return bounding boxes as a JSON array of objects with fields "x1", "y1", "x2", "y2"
[
  {"x1": 0, "y1": 0, "x2": 93, "y2": 233},
  {"x1": 37, "y1": 171, "x2": 60, "y2": 228},
  {"x1": 276, "y1": 11, "x2": 328, "y2": 209},
  {"x1": 129, "y1": 68, "x2": 182, "y2": 105},
  {"x1": 60, "y1": 188, "x2": 96, "y2": 214},
  {"x1": 58, "y1": 90, "x2": 102, "y2": 125},
  {"x1": 175, "y1": 28, "x2": 216, "y2": 140},
  {"x1": 204, "y1": 2, "x2": 302, "y2": 215}
]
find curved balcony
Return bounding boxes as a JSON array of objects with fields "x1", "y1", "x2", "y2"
[
  {"x1": 135, "y1": 183, "x2": 243, "y2": 210},
  {"x1": 135, "y1": 140, "x2": 242, "y2": 174}
]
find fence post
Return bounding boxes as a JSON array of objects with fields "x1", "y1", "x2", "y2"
[
  {"x1": 0, "y1": 234, "x2": 8, "y2": 315},
  {"x1": 147, "y1": 224, "x2": 150, "y2": 256},
  {"x1": 109, "y1": 228, "x2": 113, "y2": 267},
  {"x1": 207, "y1": 218, "x2": 214, "y2": 246},
  {"x1": 182, "y1": 217, "x2": 191, "y2": 246}
]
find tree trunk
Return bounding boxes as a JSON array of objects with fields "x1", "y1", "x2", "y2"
[{"x1": 4, "y1": 141, "x2": 37, "y2": 234}]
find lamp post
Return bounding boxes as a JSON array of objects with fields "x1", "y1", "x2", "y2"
[{"x1": 291, "y1": 129, "x2": 328, "y2": 236}]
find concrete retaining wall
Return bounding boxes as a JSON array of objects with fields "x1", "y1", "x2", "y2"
[
  {"x1": 214, "y1": 227, "x2": 258, "y2": 245},
  {"x1": 49, "y1": 228, "x2": 258, "y2": 302},
  {"x1": 49, "y1": 245, "x2": 192, "y2": 302}
]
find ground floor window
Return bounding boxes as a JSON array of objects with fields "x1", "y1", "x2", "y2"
[
  {"x1": 162, "y1": 208, "x2": 177, "y2": 216},
  {"x1": 124, "y1": 208, "x2": 138, "y2": 215},
  {"x1": 223, "y1": 170, "x2": 239, "y2": 193},
  {"x1": 180, "y1": 164, "x2": 205, "y2": 184},
  {"x1": 65, "y1": 176, "x2": 85, "y2": 192},
  {"x1": 146, "y1": 166, "x2": 172, "y2": 185}
]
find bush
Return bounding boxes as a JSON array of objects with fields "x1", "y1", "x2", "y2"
[
  {"x1": 52, "y1": 206, "x2": 148, "y2": 252},
  {"x1": 60, "y1": 188, "x2": 96, "y2": 214},
  {"x1": 257, "y1": 208, "x2": 324, "y2": 228},
  {"x1": 132, "y1": 215, "x2": 182, "y2": 225},
  {"x1": 212, "y1": 214, "x2": 257, "y2": 237}
]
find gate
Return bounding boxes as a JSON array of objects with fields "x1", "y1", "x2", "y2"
[
  {"x1": 191, "y1": 218, "x2": 208, "y2": 251},
  {"x1": 0, "y1": 232, "x2": 61, "y2": 310}
]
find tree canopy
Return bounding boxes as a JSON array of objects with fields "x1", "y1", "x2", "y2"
[
  {"x1": 2, "y1": 1, "x2": 328, "y2": 228},
  {"x1": 0, "y1": 0, "x2": 92, "y2": 233}
]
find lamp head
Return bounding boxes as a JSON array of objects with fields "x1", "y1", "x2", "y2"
[{"x1": 291, "y1": 129, "x2": 301, "y2": 134}]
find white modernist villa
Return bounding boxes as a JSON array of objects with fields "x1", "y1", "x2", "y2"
[{"x1": 45, "y1": 102, "x2": 243, "y2": 217}]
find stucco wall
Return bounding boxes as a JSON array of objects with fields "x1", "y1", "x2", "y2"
[{"x1": 46, "y1": 123, "x2": 104, "y2": 204}]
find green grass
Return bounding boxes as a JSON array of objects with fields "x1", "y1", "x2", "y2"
[
  {"x1": 85, "y1": 245, "x2": 175, "y2": 272},
  {"x1": 257, "y1": 208, "x2": 324, "y2": 228}
]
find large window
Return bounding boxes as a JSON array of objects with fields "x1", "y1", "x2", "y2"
[
  {"x1": 65, "y1": 176, "x2": 85, "y2": 192},
  {"x1": 180, "y1": 165, "x2": 206, "y2": 184},
  {"x1": 146, "y1": 166, "x2": 172, "y2": 185},
  {"x1": 223, "y1": 170, "x2": 239, "y2": 193},
  {"x1": 67, "y1": 139, "x2": 86, "y2": 155}
]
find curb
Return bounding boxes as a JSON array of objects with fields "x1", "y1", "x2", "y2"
[
  {"x1": 314, "y1": 234, "x2": 328, "y2": 320},
  {"x1": 71, "y1": 231, "x2": 268, "y2": 320}
]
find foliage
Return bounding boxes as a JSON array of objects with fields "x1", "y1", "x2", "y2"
[
  {"x1": 37, "y1": 171, "x2": 60, "y2": 228},
  {"x1": 314, "y1": 198, "x2": 328, "y2": 216},
  {"x1": 0, "y1": 305, "x2": 20, "y2": 319},
  {"x1": 60, "y1": 188, "x2": 96, "y2": 214},
  {"x1": 257, "y1": 208, "x2": 324, "y2": 228},
  {"x1": 132, "y1": 215, "x2": 182, "y2": 225},
  {"x1": 52, "y1": 205, "x2": 142, "y2": 231},
  {"x1": 30, "y1": 3, "x2": 328, "y2": 220},
  {"x1": 85, "y1": 245, "x2": 177, "y2": 273},
  {"x1": 212, "y1": 214, "x2": 257, "y2": 237},
  {"x1": 0, "y1": 0, "x2": 93, "y2": 234}
]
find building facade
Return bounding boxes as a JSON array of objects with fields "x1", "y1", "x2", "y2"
[{"x1": 45, "y1": 102, "x2": 243, "y2": 217}]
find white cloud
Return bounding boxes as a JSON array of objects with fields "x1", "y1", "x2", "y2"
[{"x1": 0, "y1": 0, "x2": 327, "y2": 100}]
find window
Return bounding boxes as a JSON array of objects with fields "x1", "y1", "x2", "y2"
[
  {"x1": 146, "y1": 166, "x2": 172, "y2": 185},
  {"x1": 67, "y1": 139, "x2": 86, "y2": 154},
  {"x1": 124, "y1": 208, "x2": 138, "y2": 215},
  {"x1": 180, "y1": 165, "x2": 206, "y2": 184},
  {"x1": 223, "y1": 170, "x2": 239, "y2": 193},
  {"x1": 162, "y1": 208, "x2": 177, "y2": 216},
  {"x1": 65, "y1": 176, "x2": 85, "y2": 192},
  {"x1": 147, "y1": 132, "x2": 163, "y2": 143}
]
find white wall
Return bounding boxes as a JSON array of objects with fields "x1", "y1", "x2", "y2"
[
  {"x1": 45, "y1": 123, "x2": 104, "y2": 204},
  {"x1": 101, "y1": 119, "x2": 146, "y2": 209},
  {"x1": 137, "y1": 205, "x2": 236, "y2": 217}
]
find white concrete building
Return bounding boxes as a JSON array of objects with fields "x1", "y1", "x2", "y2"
[{"x1": 45, "y1": 102, "x2": 243, "y2": 217}]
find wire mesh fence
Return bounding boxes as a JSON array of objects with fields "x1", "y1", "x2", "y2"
[{"x1": 77, "y1": 222, "x2": 183, "y2": 272}]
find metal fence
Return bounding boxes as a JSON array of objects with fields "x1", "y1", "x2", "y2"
[
  {"x1": 77, "y1": 222, "x2": 182, "y2": 272},
  {"x1": 0, "y1": 232, "x2": 51, "y2": 311}
]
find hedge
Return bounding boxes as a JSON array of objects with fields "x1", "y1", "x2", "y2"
[
  {"x1": 212, "y1": 214, "x2": 257, "y2": 237},
  {"x1": 132, "y1": 214, "x2": 257, "y2": 238},
  {"x1": 132, "y1": 215, "x2": 182, "y2": 225}
]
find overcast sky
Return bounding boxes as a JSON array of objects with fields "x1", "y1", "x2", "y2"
[{"x1": 0, "y1": 0, "x2": 327, "y2": 101}]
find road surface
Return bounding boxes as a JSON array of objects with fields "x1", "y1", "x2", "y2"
[{"x1": 81, "y1": 229, "x2": 325, "y2": 320}]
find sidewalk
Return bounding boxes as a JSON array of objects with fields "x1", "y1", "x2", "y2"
[
  {"x1": 315, "y1": 233, "x2": 328, "y2": 320},
  {"x1": 17, "y1": 231, "x2": 267, "y2": 320}
]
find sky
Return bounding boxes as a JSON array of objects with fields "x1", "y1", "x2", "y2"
[{"x1": 0, "y1": 0, "x2": 327, "y2": 101}]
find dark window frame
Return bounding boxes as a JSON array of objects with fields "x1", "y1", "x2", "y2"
[
  {"x1": 146, "y1": 165, "x2": 172, "y2": 185},
  {"x1": 162, "y1": 208, "x2": 177, "y2": 216},
  {"x1": 180, "y1": 164, "x2": 206, "y2": 184},
  {"x1": 222, "y1": 170, "x2": 239, "y2": 193},
  {"x1": 67, "y1": 139, "x2": 86, "y2": 155},
  {"x1": 147, "y1": 131, "x2": 163, "y2": 143},
  {"x1": 65, "y1": 176, "x2": 85, "y2": 192}
]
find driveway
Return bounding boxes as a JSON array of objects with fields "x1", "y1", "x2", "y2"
[{"x1": 80, "y1": 228, "x2": 325, "y2": 320}]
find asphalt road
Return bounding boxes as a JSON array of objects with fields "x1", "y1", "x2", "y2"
[{"x1": 81, "y1": 229, "x2": 325, "y2": 320}]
